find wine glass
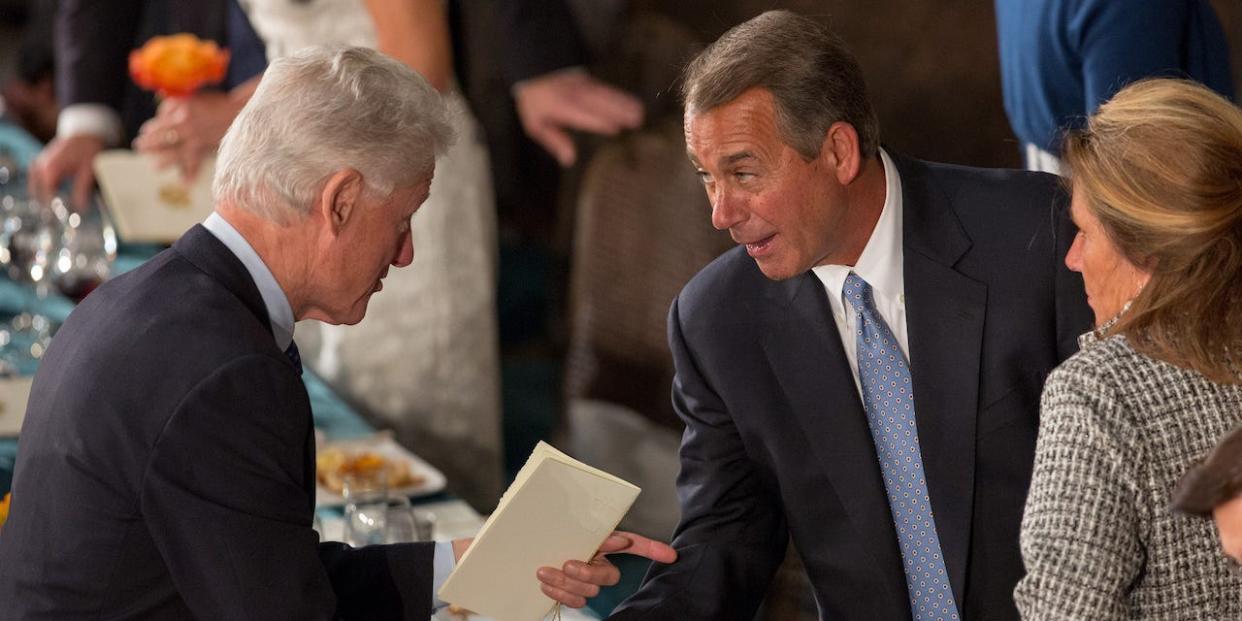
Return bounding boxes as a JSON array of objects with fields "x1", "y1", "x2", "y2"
[{"x1": 49, "y1": 197, "x2": 117, "y2": 301}]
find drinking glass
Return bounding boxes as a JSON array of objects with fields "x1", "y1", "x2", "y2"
[
  {"x1": 49, "y1": 199, "x2": 117, "y2": 301},
  {"x1": 382, "y1": 496, "x2": 417, "y2": 544},
  {"x1": 342, "y1": 471, "x2": 389, "y2": 547}
]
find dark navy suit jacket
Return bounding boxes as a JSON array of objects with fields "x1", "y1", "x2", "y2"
[
  {"x1": 0, "y1": 226, "x2": 433, "y2": 620},
  {"x1": 611, "y1": 154, "x2": 1092, "y2": 620}
]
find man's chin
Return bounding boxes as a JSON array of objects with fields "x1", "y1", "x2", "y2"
[{"x1": 753, "y1": 257, "x2": 800, "y2": 281}]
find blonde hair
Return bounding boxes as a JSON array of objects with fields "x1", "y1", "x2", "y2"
[{"x1": 1063, "y1": 78, "x2": 1242, "y2": 383}]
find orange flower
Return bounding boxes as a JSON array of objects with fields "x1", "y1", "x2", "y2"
[
  {"x1": 129, "y1": 34, "x2": 230, "y2": 98},
  {"x1": 0, "y1": 492, "x2": 10, "y2": 529}
]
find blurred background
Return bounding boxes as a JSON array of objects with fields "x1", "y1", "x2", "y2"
[{"x1": 0, "y1": 1, "x2": 1237, "y2": 617}]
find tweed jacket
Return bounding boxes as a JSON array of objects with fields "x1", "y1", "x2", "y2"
[{"x1": 1015, "y1": 335, "x2": 1242, "y2": 620}]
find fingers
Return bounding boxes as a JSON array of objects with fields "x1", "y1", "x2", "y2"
[
  {"x1": 180, "y1": 150, "x2": 202, "y2": 183},
  {"x1": 524, "y1": 121, "x2": 577, "y2": 167},
  {"x1": 599, "y1": 531, "x2": 678, "y2": 564},
  {"x1": 574, "y1": 80, "x2": 644, "y2": 130},
  {"x1": 70, "y1": 166, "x2": 96, "y2": 213},
  {"x1": 28, "y1": 135, "x2": 104, "y2": 206},
  {"x1": 536, "y1": 557, "x2": 621, "y2": 608},
  {"x1": 514, "y1": 71, "x2": 645, "y2": 167}
]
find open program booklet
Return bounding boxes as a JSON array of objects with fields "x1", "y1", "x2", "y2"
[{"x1": 438, "y1": 442, "x2": 641, "y2": 621}]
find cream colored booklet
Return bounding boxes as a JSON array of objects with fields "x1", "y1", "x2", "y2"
[
  {"x1": 0, "y1": 376, "x2": 33, "y2": 437},
  {"x1": 93, "y1": 150, "x2": 215, "y2": 243},
  {"x1": 438, "y1": 441, "x2": 641, "y2": 621}
]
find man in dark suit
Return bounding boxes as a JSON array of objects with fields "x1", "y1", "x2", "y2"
[
  {"x1": 598, "y1": 11, "x2": 1091, "y2": 621},
  {"x1": 0, "y1": 46, "x2": 670, "y2": 619}
]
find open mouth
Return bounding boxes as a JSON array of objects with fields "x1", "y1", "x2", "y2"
[{"x1": 743, "y1": 234, "x2": 776, "y2": 257}]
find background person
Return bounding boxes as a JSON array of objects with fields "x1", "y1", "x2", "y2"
[
  {"x1": 995, "y1": 0, "x2": 1234, "y2": 174},
  {"x1": 1014, "y1": 78, "x2": 1242, "y2": 620}
]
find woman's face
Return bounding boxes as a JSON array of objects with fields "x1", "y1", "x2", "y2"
[{"x1": 1064, "y1": 188, "x2": 1152, "y2": 327}]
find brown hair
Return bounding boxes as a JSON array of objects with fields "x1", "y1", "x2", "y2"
[
  {"x1": 1062, "y1": 78, "x2": 1242, "y2": 383},
  {"x1": 679, "y1": 10, "x2": 880, "y2": 160}
]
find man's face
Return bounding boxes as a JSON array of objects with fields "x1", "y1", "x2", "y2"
[
  {"x1": 685, "y1": 88, "x2": 851, "y2": 280},
  {"x1": 313, "y1": 176, "x2": 432, "y2": 325}
]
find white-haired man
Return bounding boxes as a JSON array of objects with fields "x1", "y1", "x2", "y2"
[{"x1": 0, "y1": 47, "x2": 672, "y2": 620}]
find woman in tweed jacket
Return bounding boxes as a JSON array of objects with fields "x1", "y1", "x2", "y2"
[{"x1": 1014, "y1": 79, "x2": 1242, "y2": 620}]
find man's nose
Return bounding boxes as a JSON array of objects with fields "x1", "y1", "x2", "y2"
[
  {"x1": 393, "y1": 230, "x2": 414, "y2": 267},
  {"x1": 710, "y1": 189, "x2": 745, "y2": 231}
]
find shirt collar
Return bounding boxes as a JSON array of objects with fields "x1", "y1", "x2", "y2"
[
  {"x1": 202, "y1": 212, "x2": 296, "y2": 350},
  {"x1": 811, "y1": 148, "x2": 905, "y2": 304}
]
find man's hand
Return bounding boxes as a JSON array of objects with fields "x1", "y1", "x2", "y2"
[
  {"x1": 27, "y1": 134, "x2": 105, "y2": 212},
  {"x1": 450, "y1": 531, "x2": 675, "y2": 609},
  {"x1": 536, "y1": 531, "x2": 676, "y2": 608},
  {"x1": 133, "y1": 85, "x2": 255, "y2": 183},
  {"x1": 513, "y1": 69, "x2": 644, "y2": 167}
]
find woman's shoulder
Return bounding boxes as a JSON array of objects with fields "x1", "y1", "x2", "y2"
[
  {"x1": 1046, "y1": 335, "x2": 1145, "y2": 391},
  {"x1": 1039, "y1": 336, "x2": 1156, "y2": 434}
]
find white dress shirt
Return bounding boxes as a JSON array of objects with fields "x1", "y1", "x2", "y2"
[
  {"x1": 811, "y1": 149, "x2": 907, "y2": 397},
  {"x1": 200, "y1": 212, "x2": 456, "y2": 604}
]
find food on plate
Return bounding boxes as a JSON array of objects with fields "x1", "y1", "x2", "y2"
[{"x1": 316, "y1": 446, "x2": 425, "y2": 494}]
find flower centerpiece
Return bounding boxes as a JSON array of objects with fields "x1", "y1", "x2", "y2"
[
  {"x1": 129, "y1": 34, "x2": 230, "y2": 98},
  {"x1": 127, "y1": 34, "x2": 229, "y2": 208}
]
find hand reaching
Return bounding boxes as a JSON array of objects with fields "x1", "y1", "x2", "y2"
[
  {"x1": 27, "y1": 134, "x2": 105, "y2": 212},
  {"x1": 513, "y1": 69, "x2": 644, "y2": 167},
  {"x1": 535, "y1": 531, "x2": 676, "y2": 608}
]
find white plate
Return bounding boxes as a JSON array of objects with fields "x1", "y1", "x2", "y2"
[{"x1": 314, "y1": 434, "x2": 446, "y2": 506}]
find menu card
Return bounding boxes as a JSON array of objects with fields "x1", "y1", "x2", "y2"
[
  {"x1": 438, "y1": 441, "x2": 641, "y2": 621},
  {"x1": 93, "y1": 150, "x2": 215, "y2": 243}
]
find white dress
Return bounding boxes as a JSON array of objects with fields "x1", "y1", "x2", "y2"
[{"x1": 240, "y1": 0, "x2": 502, "y2": 507}]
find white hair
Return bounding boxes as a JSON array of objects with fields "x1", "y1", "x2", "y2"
[{"x1": 213, "y1": 46, "x2": 454, "y2": 219}]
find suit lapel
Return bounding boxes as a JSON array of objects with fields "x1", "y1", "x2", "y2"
[
  {"x1": 174, "y1": 224, "x2": 273, "y2": 337},
  {"x1": 174, "y1": 225, "x2": 317, "y2": 506},
  {"x1": 759, "y1": 275, "x2": 910, "y2": 605},
  {"x1": 895, "y1": 154, "x2": 985, "y2": 603}
]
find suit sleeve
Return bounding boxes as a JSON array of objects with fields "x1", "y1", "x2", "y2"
[
  {"x1": 609, "y1": 297, "x2": 787, "y2": 620},
  {"x1": 141, "y1": 354, "x2": 434, "y2": 621},
  {"x1": 497, "y1": 0, "x2": 588, "y2": 86},
  {"x1": 55, "y1": 0, "x2": 143, "y2": 110}
]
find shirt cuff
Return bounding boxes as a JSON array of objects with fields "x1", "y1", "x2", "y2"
[
  {"x1": 432, "y1": 540, "x2": 457, "y2": 610},
  {"x1": 56, "y1": 104, "x2": 123, "y2": 146}
]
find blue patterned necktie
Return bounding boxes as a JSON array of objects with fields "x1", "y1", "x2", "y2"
[
  {"x1": 284, "y1": 341, "x2": 303, "y2": 376},
  {"x1": 843, "y1": 272, "x2": 959, "y2": 621}
]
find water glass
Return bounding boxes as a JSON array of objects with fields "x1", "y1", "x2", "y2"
[
  {"x1": 343, "y1": 471, "x2": 389, "y2": 547},
  {"x1": 382, "y1": 496, "x2": 417, "y2": 544}
]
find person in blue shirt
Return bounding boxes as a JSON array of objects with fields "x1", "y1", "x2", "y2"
[{"x1": 995, "y1": 0, "x2": 1234, "y2": 173}]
